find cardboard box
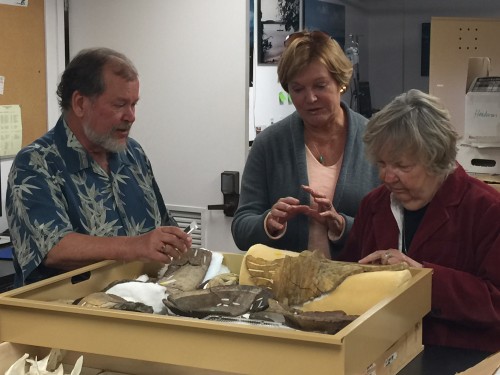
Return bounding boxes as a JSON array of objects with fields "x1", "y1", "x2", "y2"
[
  {"x1": 458, "y1": 144, "x2": 500, "y2": 175},
  {"x1": 470, "y1": 172, "x2": 500, "y2": 192},
  {"x1": 0, "y1": 254, "x2": 432, "y2": 375},
  {"x1": 465, "y1": 76, "x2": 500, "y2": 145},
  {"x1": 459, "y1": 62, "x2": 500, "y2": 174}
]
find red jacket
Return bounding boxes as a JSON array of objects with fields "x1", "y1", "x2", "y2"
[{"x1": 341, "y1": 165, "x2": 500, "y2": 352}]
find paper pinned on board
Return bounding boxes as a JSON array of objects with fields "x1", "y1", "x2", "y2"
[
  {"x1": 0, "y1": 104, "x2": 23, "y2": 157},
  {"x1": 0, "y1": 76, "x2": 5, "y2": 95},
  {"x1": 0, "y1": 0, "x2": 28, "y2": 7}
]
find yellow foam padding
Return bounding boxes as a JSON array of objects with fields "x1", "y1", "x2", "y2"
[
  {"x1": 239, "y1": 244, "x2": 298, "y2": 286},
  {"x1": 239, "y1": 244, "x2": 412, "y2": 316},
  {"x1": 299, "y1": 269, "x2": 412, "y2": 315}
]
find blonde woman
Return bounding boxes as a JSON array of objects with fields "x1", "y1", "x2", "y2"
[{"x1": 232, "y1": 31, "x2": 380, "y2": 259}]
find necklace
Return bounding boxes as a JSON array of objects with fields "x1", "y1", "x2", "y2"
[{"x1": 312, "y1": 142, "x2": 325, "y2": 165}]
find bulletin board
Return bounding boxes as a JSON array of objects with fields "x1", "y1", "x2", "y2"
[{"x1": 0, "y1": 0, "x2": 47, "y2": 152}]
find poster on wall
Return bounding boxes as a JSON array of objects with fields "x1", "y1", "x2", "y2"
[
  {"x1": 257, "y1": 0, "x2": 301, "y2": 65},
  {"x1": 304, "y1": 1, "x2": 345, "y2": 50}
]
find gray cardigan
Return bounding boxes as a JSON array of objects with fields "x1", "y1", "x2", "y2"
[{"x1": 231, "y1": 103, "x2": 380, "y2": 258}]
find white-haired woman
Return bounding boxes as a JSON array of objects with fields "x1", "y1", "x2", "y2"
[{"x1": 340, "y1": 89, "x2": 499, "y2": 353}]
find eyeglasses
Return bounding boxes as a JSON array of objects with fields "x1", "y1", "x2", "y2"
[{"x1": 284, "y1": 30, "x2": 331, "y2": 47}]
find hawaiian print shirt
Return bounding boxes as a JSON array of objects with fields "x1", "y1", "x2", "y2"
[{"x1": 6, "y1": 117, "x2": 174, "y2": 287}]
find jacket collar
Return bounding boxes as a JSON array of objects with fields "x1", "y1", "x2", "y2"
[{"x1": 387, "y1": 164, "x2": 467, "y2": 251}]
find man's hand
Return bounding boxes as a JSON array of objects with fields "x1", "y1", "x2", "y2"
[{"x1": 133, "y1": 226, "x2": 192, "y2": 263}]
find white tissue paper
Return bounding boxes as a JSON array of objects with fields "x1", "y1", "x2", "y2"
[{"x1": 105, "y1": 279, "x2": 167, "y2": 314}]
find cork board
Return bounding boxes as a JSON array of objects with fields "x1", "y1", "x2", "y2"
[{"x1": 0, "y1": 1, "x2": 47, "y2": 150}]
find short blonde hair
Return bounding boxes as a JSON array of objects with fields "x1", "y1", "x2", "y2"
[
  {"x1": 364, "y1": 89, "x2": 459, "y2": 176},
  {"x1": 277, "y1": 30, "x2": 353, "y2": 93}
]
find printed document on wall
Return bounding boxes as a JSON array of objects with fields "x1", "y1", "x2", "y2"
[
  {"x1": 0, "y1": 0, "x2": 28, "y2": 6},
  {"x1": 0, "y1": 104, "x2": 22, "y2": 157}
]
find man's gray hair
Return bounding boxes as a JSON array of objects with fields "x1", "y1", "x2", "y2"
[{"x1": 57, "y1": 47, "x2": 138, "y2": 111}]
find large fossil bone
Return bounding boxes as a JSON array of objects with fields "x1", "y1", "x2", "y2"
[{"x1": 245, "y1": 249, "x2": 408, "y2": 306}]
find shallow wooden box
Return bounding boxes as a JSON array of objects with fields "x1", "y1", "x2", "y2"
[{"x1": 0, "y1": 254, "x2": 432, "y2": 375}]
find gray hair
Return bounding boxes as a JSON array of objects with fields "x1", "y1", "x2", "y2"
[
  {"x1": 363, "y1": 89, "x2": 459, "y2": 176},
  {"x1": 57, "y1": 47, "x2": 138, "y2": 111}
]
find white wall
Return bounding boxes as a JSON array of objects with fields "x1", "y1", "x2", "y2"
[
  {"x1": 67, "y1": 0, "x2": 249, "y2": 253},
  {"x1": 1, "y1": 0, "x2": 249, "y2": 253}
]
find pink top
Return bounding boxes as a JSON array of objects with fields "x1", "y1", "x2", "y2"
[{"x1": 305, "y1": 145, "x2": 343, "y2": 259}]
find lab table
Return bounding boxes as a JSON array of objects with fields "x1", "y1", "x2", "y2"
[{"x1": 399, "y1": 345, "x2": 494, "y2": 375}]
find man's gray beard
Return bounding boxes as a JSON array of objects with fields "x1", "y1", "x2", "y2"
[{"x1": 83, "y1": 123, "x2": 127, "y2": 153}]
